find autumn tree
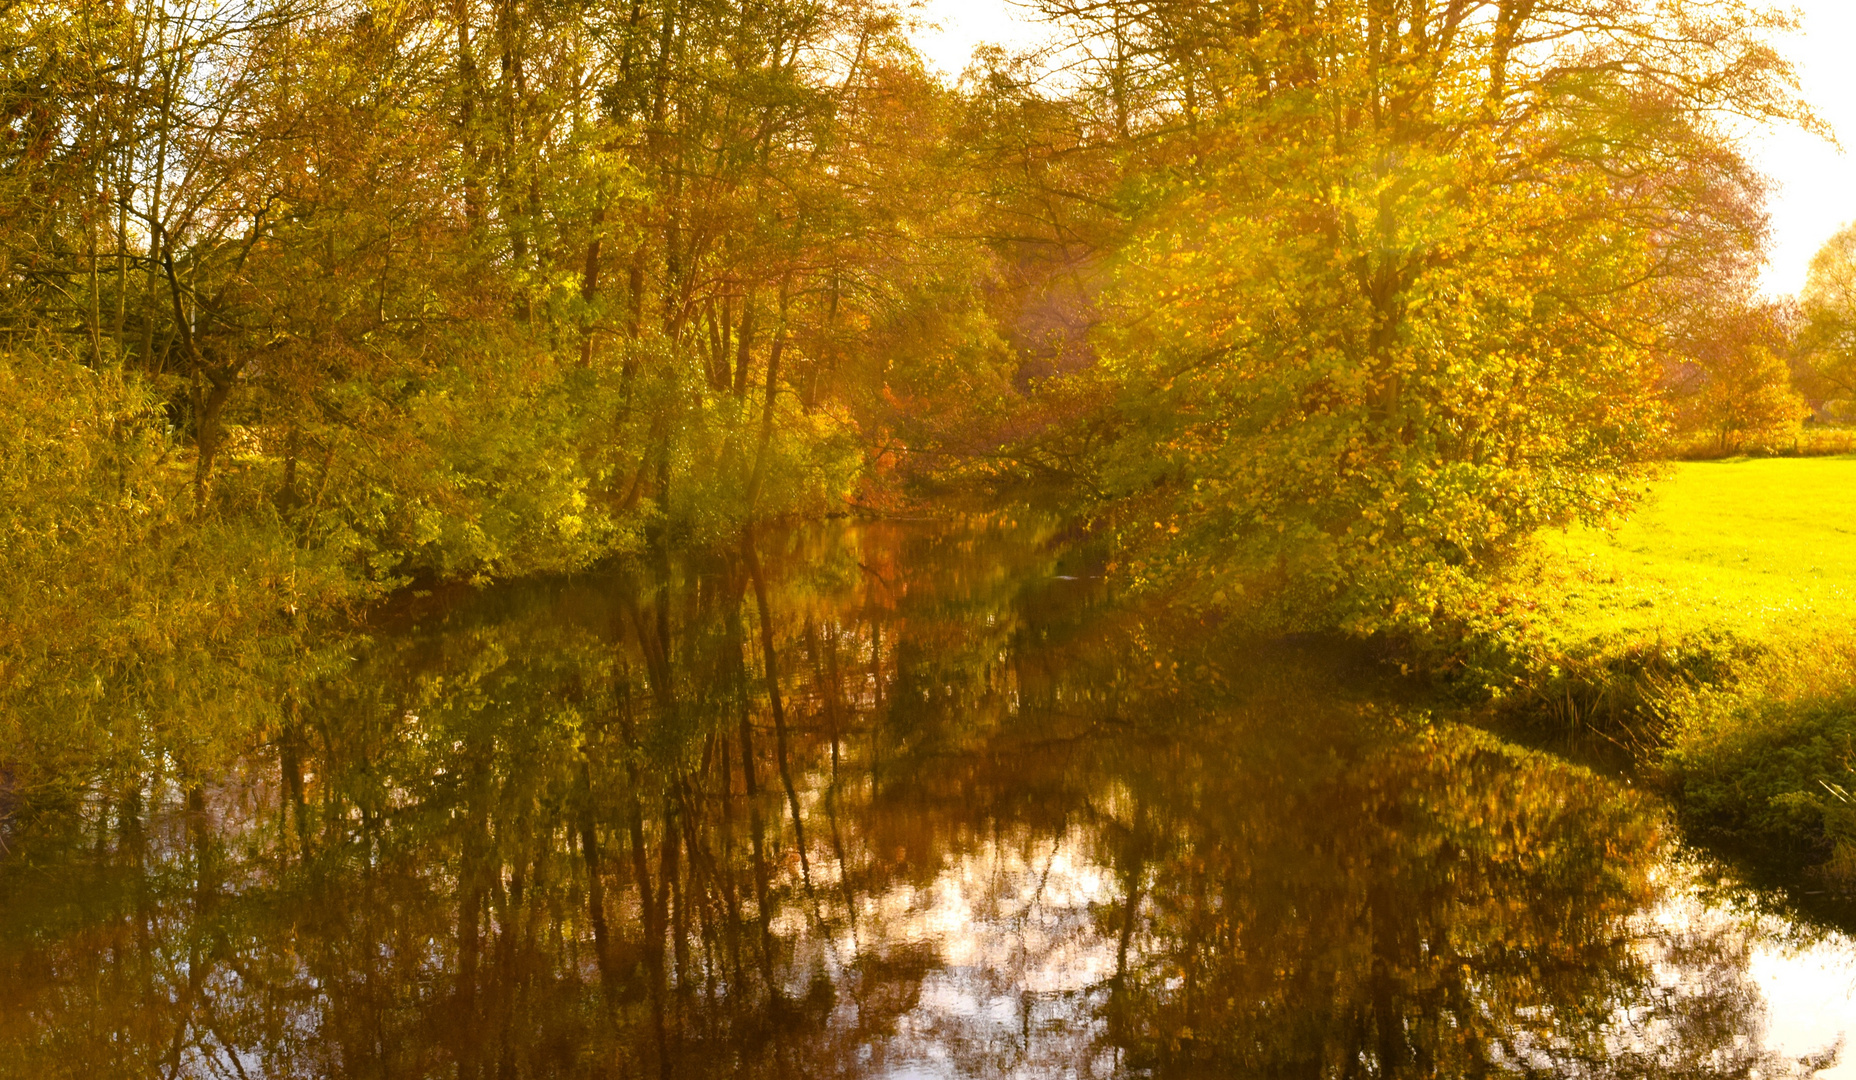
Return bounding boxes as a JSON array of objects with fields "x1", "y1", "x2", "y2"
[
  {"x1": 1024, "y1": 0, "x2": 1805, "y2": 630},
  {"x1": 0, "y1": 0, "x2": 1007, "y2": 789},
  {"x1": 1692, "y1": 343, "x2": 1808, "y2": 453},
  {"x1": 1800, "y1": 221, "x2": 1856, "y2": 406},
  {"x1": 1670, "y1": 298, "x2": 1808, "y2": 454}
]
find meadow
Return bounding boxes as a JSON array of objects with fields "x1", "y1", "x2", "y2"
[
  {"x1": 1536, "y1": 457, "x2": 1856, "y2": 649},
  {"x1": 1487, "y1": 457, "x2": 1856, "y2": 884}
]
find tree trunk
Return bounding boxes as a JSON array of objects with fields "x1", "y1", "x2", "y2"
[{"x1": 744, "y1": 282, "x2": 790, "y2": 514}]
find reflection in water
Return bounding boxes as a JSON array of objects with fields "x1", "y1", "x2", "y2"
[{"x1": 0, "y1": 520, "x2": 1841, "y2": 1078}]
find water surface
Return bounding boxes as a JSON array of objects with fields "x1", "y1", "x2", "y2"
[{"x1": 2, "y1": 519, "x2": 1852, "y2": 1078}]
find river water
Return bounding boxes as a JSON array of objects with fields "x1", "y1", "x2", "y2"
[{"x1": 2, "y1": 518, "x2": 1854, "y2": 1078}]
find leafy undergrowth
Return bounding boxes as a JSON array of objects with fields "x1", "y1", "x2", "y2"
[{"x1": 1453, "y1": 457, "x2": 1856, "y2": 888}]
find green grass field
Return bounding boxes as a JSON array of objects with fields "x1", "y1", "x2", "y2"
[
  {"x1": 1495, "y1": 457, "x2": 1856, "y2": 881},
  {"x1": 1530, "y1": 457, "x2": 1856, "y2": 650}
]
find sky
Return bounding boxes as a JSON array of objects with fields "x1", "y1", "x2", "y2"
[
  {"x1": 1743, "y1": 1, "x2": 1856, "y2": 295},
  {"x1": 909, "y1": 0, "x2": 1856, "y2": 297},
  {"x1": 908, "y1": 0, "x2": 1043, "y2": 80}
]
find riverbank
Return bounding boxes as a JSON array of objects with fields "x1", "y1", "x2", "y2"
[
  {"x1": 3, "y1": 513, "x2": 1848, "y2": 1075},
  {"x1": 0, "y1": 346, "x2": 869, "y2": 798},
  {"x1": 1454, "y1": 456, "x2": 1856, "y2": 888}
]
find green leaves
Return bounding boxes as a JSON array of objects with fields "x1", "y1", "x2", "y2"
[
  {"x1": 1067, "y1": 0, "x2": 1793, "y2": 632},
  {"x1": 1801, "y1": 224, "x2": 1856, "y2": 405}
]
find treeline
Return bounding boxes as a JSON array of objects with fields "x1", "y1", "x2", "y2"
[
  {"x1": 0, "y1": 0, "x2": 1814, "y2": 780},
  {"x1": 2, "y1": 0, "x2": 1006, "y2": 567},
  {"x1": 1672, "y1": 222, "x2": 1856, "y2": 458}
]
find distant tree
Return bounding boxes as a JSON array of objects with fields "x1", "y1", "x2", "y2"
[
  {"x1": 1687, "y1": 343, "x2": 1809, "y2": 455},
  {"x1": 1801, "y1": 222, "x2": 1856, "y2": 404},
  {"x1": 1667, "y1": 298, "x2": 1809, "y2": 454}
]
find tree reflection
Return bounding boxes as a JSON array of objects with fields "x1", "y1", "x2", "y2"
[{"x1": 0, "y1": 520, "x2": 1834, "y2": 1078}]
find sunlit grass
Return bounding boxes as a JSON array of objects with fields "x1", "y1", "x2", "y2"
[
  {"x1": 1530, "y1": 457, "x2": 1856, "y2": 650},
  {"x1": 1491, "y1": 457, "x2": 1856, "y2": 880}
]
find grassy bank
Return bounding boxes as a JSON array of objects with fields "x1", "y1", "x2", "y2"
[{"x1": 1468, "y1": 457, "x2": 1856, "y2": 886}]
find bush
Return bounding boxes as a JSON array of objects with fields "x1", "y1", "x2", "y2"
[
  {"x1": 0, "y1": 346, "x2": 360, "y2": 793},
  {"x1": 1660, "y1": 645, "x2": 1856, "y2": 885}
]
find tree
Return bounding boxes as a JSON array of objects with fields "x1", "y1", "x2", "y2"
[
  {"x1": 1801, "y1": 222, "x2": 1856, "y2": 404},
  {"x1": 1689, "y1": 344, "x2": 1808, "y2": 454},
  {"x1": 0, "y1": 0, "x2": 1008, "y2": 791},
  {"x1": 1026, "y1": 0, "x2": 1806, "y2": 631},
  {"x1": 1671, "y1": 299, "x2": 1809, "y2": 454}
]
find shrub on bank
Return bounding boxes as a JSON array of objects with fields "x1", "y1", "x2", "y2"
[
  {"x1": 1442, "y1": 593, "x2": 1856, "y2": 888},
  {"x1": 0, "y1": 339, "x2": 863, "y2": 798},
  {"x1": 1671, "y1": 423, "x2": 1856, "y2": 460},
  {"x1": 1659, "y1": 646, "x2": 1856, "y2": 887}
]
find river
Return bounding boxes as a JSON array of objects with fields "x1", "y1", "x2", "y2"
[{"x1": 1, "y1": 517, "x2": 1852, "y2": 1078}]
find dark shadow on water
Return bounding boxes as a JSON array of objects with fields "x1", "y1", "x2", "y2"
[{"x1": 0, "y1": 518, "x2": 1844, "y2": 1078}]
